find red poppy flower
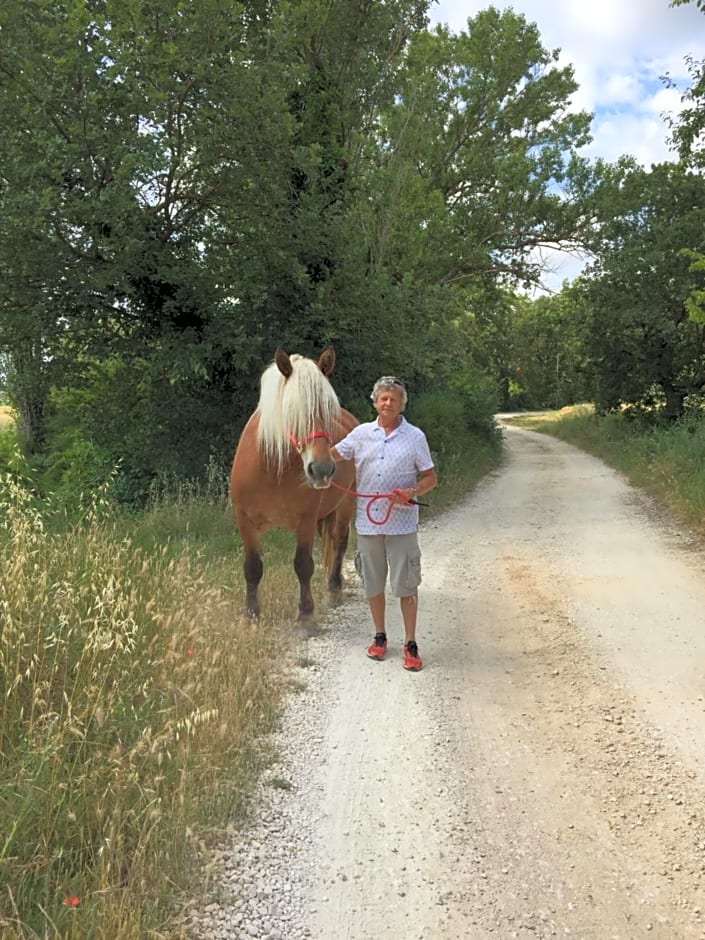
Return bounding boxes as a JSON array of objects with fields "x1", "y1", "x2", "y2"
[{"x1": 63, "y1": 896, "x2": 80, "y2": 908}]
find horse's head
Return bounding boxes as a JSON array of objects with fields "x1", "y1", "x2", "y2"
[
  {"x1": 288, "y1": 428, "x2": 336, "y2": 488},
  {"x1": 257, "y1": 347, "x2": 341, "y2": 485}
]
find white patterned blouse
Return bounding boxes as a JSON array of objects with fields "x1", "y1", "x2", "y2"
[{"x1": 333, "y1": 416, "x2": 434, "y2": 535}]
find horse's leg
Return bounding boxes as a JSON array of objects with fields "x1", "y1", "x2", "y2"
[
  {"x1": 328, "y1": 520, "x2": 350, "y2": 593},
  {"x1": 319, "y1": 511, "x2": 349, "y2": 593},
  {"x1": 236, "y1": 511, "x2": 263, "y2": 618},
  {"x1": 293, "y1": 542, "x2": 315, "y2": 621},
  {"x1": 321, "y1": 494, "x2": 355, "y2": 594},
  {"x1": 293, "y1": 521, "x2": 317, "y2": 622},
  {"x1": 244, "y1": 548, "x2": 264, "y2": 618}
]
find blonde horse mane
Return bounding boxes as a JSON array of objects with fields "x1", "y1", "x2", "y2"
[{"x1": 256, "y1": 354, "x2": 341, "y2": 474}]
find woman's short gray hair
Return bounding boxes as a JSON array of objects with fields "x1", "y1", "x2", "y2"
[{"x1": 370, "y1": 376, "x2": 408, "y2": 410}]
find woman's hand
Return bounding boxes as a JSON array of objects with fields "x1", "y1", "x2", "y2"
[{"x1": 392, "y1": 487, "x2": 416, "y2": 506}]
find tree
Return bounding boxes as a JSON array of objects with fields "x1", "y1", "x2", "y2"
[
  {"x1": 504, "y1": 292, "x2": 589, "y2": 409},
  {"x1": 0, "y1": 1, "x2": 606, "y2": 496},
  {"x1": 578, "y1": 163, "x2": 705, "y2": 419},
  {"x1": 0, "y1": 0, "x2": 431, "y2": 491},
  {"x1": 0, "y1": 1, "x2": 295, "y2": 459},
  {"x1": 362, "y1": 8, "x2": 594, "y2": 290},
  {"x1": 665, "y1": 1, "x2": 705, "y2": 324}
]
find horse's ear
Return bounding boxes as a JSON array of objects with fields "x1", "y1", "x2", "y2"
[
  {"x1": 318, "y1": 346, "x2": 335, "y2": 376},
  {"x1": 275, "y1": 348, "x2": 293, "y2": 378}
]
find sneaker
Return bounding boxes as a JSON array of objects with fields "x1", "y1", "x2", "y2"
[
  {"x1": 403, "y1": 640, "x2": 423, "y2": 671},
  {"x1": 367, "y1": 633, "x2": 387, "y2": 661}
]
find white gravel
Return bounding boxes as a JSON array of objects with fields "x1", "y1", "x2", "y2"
[
  {"x1": 185, "y1": 588, "x2": 377, "y2": 940},
  {"x1": 186, "y1": 423, "x2": 705, "y2": 940}
]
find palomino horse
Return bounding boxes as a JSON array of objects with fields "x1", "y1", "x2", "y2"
[{"x1": 230, "y1": 347, "x2": 358, "y2": 621}]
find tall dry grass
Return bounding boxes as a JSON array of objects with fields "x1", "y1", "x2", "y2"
[{"x1": 0, "y1": 473, "x2": 298, "y2": 938}]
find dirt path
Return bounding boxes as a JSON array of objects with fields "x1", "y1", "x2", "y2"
[{"x1": 299, "y1": 422, "x2": 705, "y2": 939}]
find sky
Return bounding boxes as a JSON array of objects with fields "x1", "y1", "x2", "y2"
[{"x1": 426, "y1": 0, "x2": 705, "y2": 291}]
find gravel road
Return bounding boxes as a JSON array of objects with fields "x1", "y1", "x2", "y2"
[{"x1": 187, "y1": 421, "x2": 705, "y2": 940}]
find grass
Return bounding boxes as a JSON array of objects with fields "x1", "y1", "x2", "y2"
[
  {"x1": 505, "y1": 404, "x2": 705, "y2": 538},
  {"x1": 0, "y1": 480, "x2": 294, "y2": 938},
  {"x1": 0, "y1": 425, "x2": 503, "y2": 937}
]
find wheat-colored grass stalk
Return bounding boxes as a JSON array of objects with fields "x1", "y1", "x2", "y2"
[{"x1": 0, "y1": 473, "x2": 296, "y2": 937}]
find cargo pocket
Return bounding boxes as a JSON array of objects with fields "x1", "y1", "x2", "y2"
[{"x1": 405, "y1": 553, "x2": 422, "y2": 590}]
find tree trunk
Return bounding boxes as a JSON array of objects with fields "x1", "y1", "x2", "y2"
[{"x1": 663, "y1": 384, "x2": 685, "y2": 421}]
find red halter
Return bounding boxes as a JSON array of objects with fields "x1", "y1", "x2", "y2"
[{"x1": 288, "y1": 430, "x2": 332, "y2": 452}]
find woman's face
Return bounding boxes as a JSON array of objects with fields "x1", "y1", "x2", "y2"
[{"x1": 374, "y1": 386, "x2": 403, "y2": 421}]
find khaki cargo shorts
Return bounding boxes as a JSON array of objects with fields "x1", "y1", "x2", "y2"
[{"x1": 354, "y1": 532, "x2": 422, "y2": 598}]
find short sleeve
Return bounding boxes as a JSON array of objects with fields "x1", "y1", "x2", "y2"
[{"x1": 334, "y1": 427, "x2": 358, "y2": 460}]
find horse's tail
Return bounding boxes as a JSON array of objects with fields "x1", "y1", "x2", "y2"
[
  {"x1": 318, "y1": 493, "x2": 355, "y2": 592},
  {"x1": 318, "y1": 512, "x2": 337, "y2": 580}
]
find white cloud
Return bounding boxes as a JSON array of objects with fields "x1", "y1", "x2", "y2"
[
  {"x1": 427, "y1": 0, "x2": 705, "y2": 288},
  {"x1": 428, "y1": 0, "x2": 704, "y2": 156},
  {"x1": 588, "y1": 111, "x2": 678, "y2": 165}
]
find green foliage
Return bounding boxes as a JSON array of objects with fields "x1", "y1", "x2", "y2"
[
  {"x1": 665, "y1": 2, "x2": 705, "y2": 168},
  {"x1": 411, "y1": 387, "x2": 501, "y2": 461},
  {"x1": 577, "y1": 162, "x2": 705, "y2": 419},
  {"x1": 33, "y1": 355, "x2": 244, "y2": 505},
  {"x1": 0, "y1": 0, "x2": 601, "y2": 498},
  {"x1": 410, "y1": 389, "x2": 502, "y2": 510},
  {"x1": 0, "y1": 427, "x2": 19, "y2": 470},
  {"x1": 368, "y1": 8, "x2": 593, "y2": 288},
  {"x1": 446, "y1": 368, "x2": 500, "y2": 432},
  {"x1": 681, "y1": 248, "x2": 705, "y2": 324},
  {"x1": 503, "y1": 292, "x2": 591, "y2": 409}
]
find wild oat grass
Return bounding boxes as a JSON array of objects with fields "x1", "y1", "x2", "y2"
[{"x1": 0, "y1": 474, "x2": 293, "y2": 938}]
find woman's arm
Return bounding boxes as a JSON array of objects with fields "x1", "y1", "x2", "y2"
[{"x1": 395, "y1": 467, "x2": 438, "y2": 504}]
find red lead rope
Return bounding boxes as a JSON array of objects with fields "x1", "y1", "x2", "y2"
[
  {"x1": 288, "y1": 430, "x2": 427, "y2": 525},
  {"x1": 330, "y1": 480, "x2": 420, "y2": 526}
]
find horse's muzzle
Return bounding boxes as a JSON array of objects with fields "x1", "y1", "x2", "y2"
[{"x1": 304, "y1": 456, "x2": 336, "y2": 488}]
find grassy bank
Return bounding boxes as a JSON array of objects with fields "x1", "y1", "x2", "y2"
[
  {"x1": 0, "y1": 428, "x2": 501, "y2": 938},
  {"x1": 507, "y1": 404, "x2": 705, "y2": 538},
  {"x1": 0, "y1": 481, "x2": 292, "y2": 939}
]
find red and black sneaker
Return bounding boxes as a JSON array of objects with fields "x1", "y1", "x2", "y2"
[
  {"x1": 367, "y1": 632, "x2": 388, "y2": 661},
  {"x1": 403, "y1": 640, "x2": 423, "y2": 672}
]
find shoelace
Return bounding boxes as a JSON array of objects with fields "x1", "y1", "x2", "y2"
[
  {"x1": 373, "y1": 633, "x2": 387, "y2": 647},
  {"x1": 405, "y1": 641, "x2": 419, "y2": 657}
]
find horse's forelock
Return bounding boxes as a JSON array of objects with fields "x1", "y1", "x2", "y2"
[
  {"x1": 285, "y1": 356, "x2": 340, "y2": 437},
  {"x1": 256, "y1": 355, "x2": 340, "y2": 473}
]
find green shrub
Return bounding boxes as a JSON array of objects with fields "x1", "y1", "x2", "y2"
[
  {"x1": 447, "y1": 367, "x2": 500, "y2": 431},
  {"x1": 410, "y1": 390, "x2": 467, "y2": 456}
]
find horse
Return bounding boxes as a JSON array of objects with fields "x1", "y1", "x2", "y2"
[{"x1": 230, "y1": 347, "x2": 358, "y2": 622}]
